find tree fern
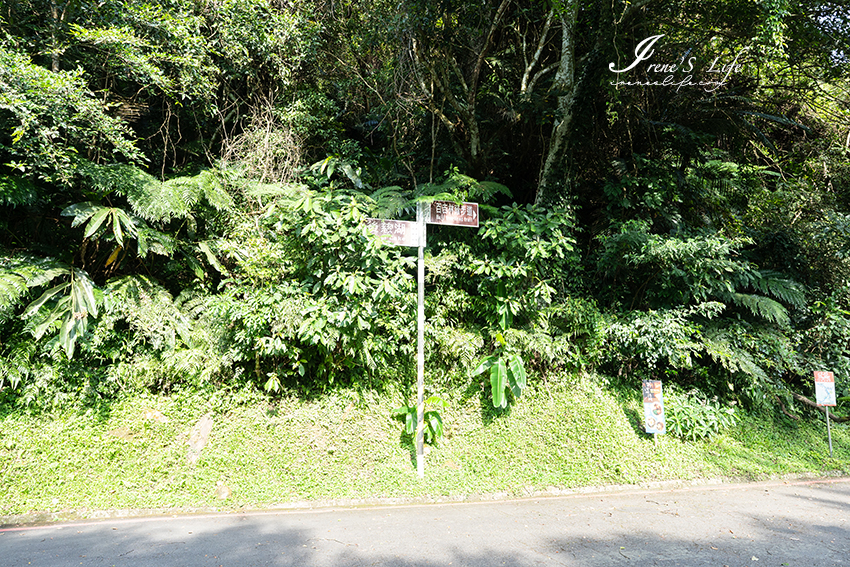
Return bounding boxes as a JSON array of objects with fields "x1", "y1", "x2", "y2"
[
  {"x1": 369, "y1": 186, "x2": 410, "y2": 218},
  {"x1": 0, "y1": 176, "x2": 37, "y2": 207},
  {"x1": 749, "y1": 270, "x2": 806, "y2": 309},
  {"x1": 79, "y1": 162, "x2": 234, "y2": 224},
  {"x1": 416, "y1": 168, "x2": 512, "y2": 203}
]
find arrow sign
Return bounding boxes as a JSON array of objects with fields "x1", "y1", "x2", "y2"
[{"x1": 421, "y1": 201, "x2": 479, "y2": 227}]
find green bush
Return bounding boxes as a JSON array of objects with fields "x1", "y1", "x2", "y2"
[{"x1": 665, "y1": 388, "x2": 737, "y2": 441}]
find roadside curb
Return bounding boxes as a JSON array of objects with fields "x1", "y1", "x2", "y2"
[{"x1": 3, "y1": 471, "x2": 847, "y2": 529}]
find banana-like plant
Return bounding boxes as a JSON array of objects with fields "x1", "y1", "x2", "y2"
[
  {"x1": 20, "y1": 265, "x2": 98, "y2": 359},
  {"x1": 471, "y1": 331, "x2": 527, "y2": 409},
  {"x1": 61, "y1": 202, "x2": 138, "y2": 266},
  {"x1": 392, "y1": 395, "x2": 448, "y2": 445}
]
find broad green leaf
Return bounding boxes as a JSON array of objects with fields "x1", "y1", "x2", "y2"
[
  {"x1": 31, "y1": 297, "x2": 70, "y2": 339},
  {"x1": 425, "y1": 395, "x2": 448, "y2": 408},
  {"x1": 490, "y1": 358, "x2": 507, "y2": 408},
  {"x1": 425, "y1": 412, "x2": 443, "y2": 441},
  {"x1": 22, "y1": 282, "x2": 70, "y2": 318},
  {"x1": 60, "y1": 202, "x2": 100, "y2": 227},
  {"x1": 84, "y1": 207, "x2": 111, "y2": 239},
  {"x1": 59, "y1": 316, "x2": 81, "y2": 358},
  {"x1": 198, "y1": 241, "x2": 227, "y2": 274},
  {"x1": 111, "y1": 210, "x2": 124, "y2": 246},
  {"x1": 471, "y1": 355, "x2": 498, "y2": 376},
  {"x1": 405, "y1": 410, "x2": 415, "y2": 435},
  {"x1": 72, "y1": 268, "x2": 98, "y2": 317},
  {"x1": 506, "y1": 353, "x2": 527, "y2": 398}
]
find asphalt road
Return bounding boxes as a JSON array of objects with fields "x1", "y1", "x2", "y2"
[{"x1": 2, "y1": 478, "x2": 848, "y2": 566}]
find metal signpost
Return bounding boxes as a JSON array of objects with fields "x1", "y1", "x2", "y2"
[
  {"x1": 814, "y1": 371, "x2": 836, "y2": 457},
  {"x1": 642, "y1": 380, "x2": 665, "y2": 446},
  {"x1": 366, "y1": 200, "x2": 479, "y2": 477}
]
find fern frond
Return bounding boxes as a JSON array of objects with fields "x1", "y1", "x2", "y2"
[
  {"x1": 0, "y1": 272, "x2": 27, "y2": 311},
  {"x1": 197, "y1": 170, "x2": 234, "y2": 211},
  {"x1": 724, "y1": 292, "x2": 790, "y2": 325},
  {"x1": 0, "y1": 175, "x2": 38, "y2": 207},
  {"x1": 416, "y1": 169, "x2": 512, "y2": 203},
  {"x1": 751, "y1": 270, "x2": 806, "y2": 309},
  {"x1": 369, "y1": 186, "x2": 410, "y2": 218},
  {"x1": 174, "y1": 288, "x2": 208, "y2": 319},
  {"x1": 0, "y1": 256, "x2": 69, "y2": 310},
  {"x1": 79, "y1": 162, "x2": 233, "y2": 224},
  {"x1": 703, "y1": 328, "x2": 769, "y2": 381}
]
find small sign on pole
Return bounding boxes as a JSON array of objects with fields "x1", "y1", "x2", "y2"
[
  {"x1": 642, "y1": 380, "x2": 665, "y2": 444},
  {"x1": 814, "y1": 371, "x2": 836, "y2": 457}
]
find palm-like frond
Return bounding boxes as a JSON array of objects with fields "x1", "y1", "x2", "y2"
[{"x1": 0, "y1": 256, "x2": 69, "y2": 311}]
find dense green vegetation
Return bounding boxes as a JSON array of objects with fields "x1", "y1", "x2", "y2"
[{"x1": 1, "y1": 0, "x2": 850, "y2": 500}]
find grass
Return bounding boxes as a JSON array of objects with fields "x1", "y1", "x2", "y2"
[{"x1": 1, "y1": 373, "x2": 848, "y2": 519}]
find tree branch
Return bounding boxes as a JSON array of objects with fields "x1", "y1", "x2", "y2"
[
  {"x1": 791, "y1": 392, "x2": 850, "y2": 422},
  {"x1": 617, "y1": 0, "x2": 660, "y2": 25},
  {"x1": 471, "y1": 0, "x2": 513, "y2": 98},
  {"x1": 521, "y1": 8, "x2": 555, "y2": 95}
]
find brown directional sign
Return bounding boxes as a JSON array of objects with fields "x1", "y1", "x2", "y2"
[
  {"x1": 365, "y1": 218, "x2": 422, "y2": 247},
  {"x1": 426, "y1": 201, "x2": 479, "y2": 227}
]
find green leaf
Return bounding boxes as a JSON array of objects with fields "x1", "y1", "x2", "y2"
[
  {"x1": 31, "y1": 297, "x2": 70, "y2": 339},
  {"x1": 198, "y1": 241, "x2": 227, "y2": 274},
  {"x1": 22, "y1": 282, "x2": 70, "y2": 318},
  {"x1": 405, "y1": 410, "x2": 415, "y2": 435},
  {"x1": 506, "y1": 353, "x2": 527, "y2": 398},
  {"x1": 111, "y1": 210, "x2": 124, "y2": 246},
  {"x1": 84, "y1": 207, "x2": 111, "y2": 239},
  {"x1": 490, "y1": 358, "x2": 507, "y2": 408},
  {"x1": 60, "y1": 202, "x2": 100, "y2": 227},
  {"x1": 425, "y1": 411, "x2": 444, "y2": 442},
  {"x1": 471, "y1": 355, "x2": 498, "y2": 376}
]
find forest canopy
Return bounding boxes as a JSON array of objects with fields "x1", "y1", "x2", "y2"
[{"x1": 1, "y1": 0, "x2": 849, "y2": 423}]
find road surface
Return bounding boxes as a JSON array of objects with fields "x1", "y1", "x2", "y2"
[{"x1": 2, "y1": 478, "x2": 848, "y2": 566}]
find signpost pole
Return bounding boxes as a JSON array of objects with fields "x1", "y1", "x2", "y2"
[
  {"x1": 826, "y1": 406, "x2": 833, "y2": 458},
  {"x1": 367, "y1": 200, "x2": 479, "y2": 479},
  {"x1": 416, "y1": 204, "x2": 426, "y2": 478},
  {"x1": 814, "y1": 371, "x2": 837, "y2": 459}
]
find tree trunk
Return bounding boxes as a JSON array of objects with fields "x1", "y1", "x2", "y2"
[
  {"x1": 535, "y1": 0, "x2": 579, "y2": 205},
  {"x1": 51, "y1": 1, "x2": 61, "y2": 72},
  {"x1": 535, "y1": 0, "x2": 660, "y2": 205}
]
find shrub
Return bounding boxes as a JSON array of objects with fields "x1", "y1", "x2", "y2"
[{"x1": 665, "y1": 387, "x2": 737, "y2": 441}]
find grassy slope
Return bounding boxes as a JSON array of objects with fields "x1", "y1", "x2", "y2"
[{"x1": 1, "y1": 375, "x2": 847, "y2": 518}]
